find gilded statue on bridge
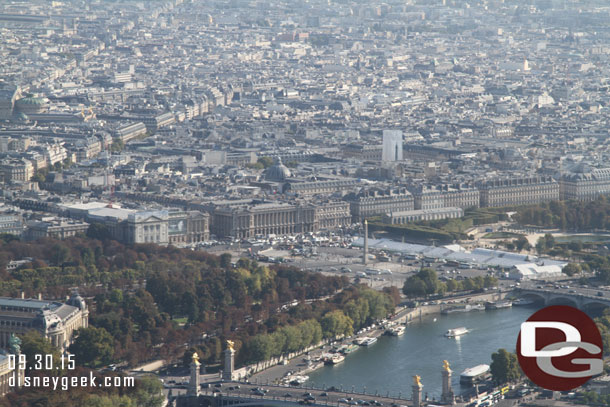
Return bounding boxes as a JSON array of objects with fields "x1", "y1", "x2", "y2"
[
  {"x1": 227, "y1": 340, "x2": 235, "y2": 351},
  {"x1": 413, "y1": 375, "x2": 421, "y2": 386},
  {"x1": 443, "y1": 360, "x2": 451, "y2": 372}
]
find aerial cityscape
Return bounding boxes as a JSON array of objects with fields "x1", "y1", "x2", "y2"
[{"x1": 2, "y1": 0, "x2": 610, "y2": 406}]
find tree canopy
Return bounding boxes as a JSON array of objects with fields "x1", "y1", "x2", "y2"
[
  {"x1": 515, "y1": 197, "x2": 610, "y2": 231},
  {"x1": 490, "y1": 348, "x2": 521, "y2": 385},
  {"x1": 69, "y1": 327, "x2": 114, "y2": 368},
  {"x1": 402, "y1": 268, "x2": 497, "y2": 298},
  {"x1": 0, "y1": 236, "x2": 360, "y2": 368}
]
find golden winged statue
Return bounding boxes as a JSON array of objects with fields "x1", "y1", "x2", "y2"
[
  {"x1": 192, "y1": 352, "x2": 200, "y2": 363},
  {"x1": 413, "y1": 375, "x2": 421, "y2": 386},
  {"x1": 227, "y1": 340, "x2": 235, "y2": 351},
  {"x1": 443, "y1": 360, "x2": 451, "y2": 372}
]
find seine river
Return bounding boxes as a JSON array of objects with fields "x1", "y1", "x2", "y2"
[{"x1": 307, "y1": 306, "x2": 539, "y2": 400}]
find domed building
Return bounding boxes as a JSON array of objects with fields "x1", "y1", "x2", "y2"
[
  {"x1": 15, "y1": 94, "x2": 48, "y2": 115},
  {"x1": 264, "y1": 156, "x2": 292, "y2": 181}
]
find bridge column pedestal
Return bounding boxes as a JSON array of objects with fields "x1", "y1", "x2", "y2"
[
  {"x1": 223, "y1": 348, "x2": 235, "y2": 381},
  {"x1": 412, "y1": 376, "x2": 423, "y2": 407},
  {"x1": 188, "y1": 353, "x2": 201, "y2": 396},
  {"x1": 441, "y1": 362, "x2": 455, "y2": 405}
]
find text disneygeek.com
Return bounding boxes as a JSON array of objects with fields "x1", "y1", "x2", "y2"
[{"x1": 9, "y1": 373, "x2": 135, "y2": 391}]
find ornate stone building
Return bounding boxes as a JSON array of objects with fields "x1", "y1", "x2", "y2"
[
  {"x1": 409, "y1": 184, "x2": 479, "y2": 210},
  {"x1": 283, "y1": 178, "x2": 362, "y2": 196},
  {"x1": 84, "y1": 207, "x2": 209, "y2": 245},
  {"x1": 343, "y1": 144, "x2": 382, "y2": 162},
  {"x1": 0, "y1": 158, "x2": 34, "y2": 182},
  {"x1": 477, "y1": 176, "x2": 559, "y2": 207},
  {"x1": 314, "y1": 201, "x2": 352, "y2": 230},
  {"x1": 125, "y1": 210, "x2": 169, "y2": 244},
  {"x1": 168, "y1": 210, "x2": 210, "y2": 244},
  {"x1": 24, "y1": 218, "x2": 89, "y2": 241},
  {"x1": 346, "y1": 188, "x2": 414, "y2": 221},
  {"x1": 383, "y1": 207, "x2": 464, "y2": 224},
  {"x1": 211, "y1": 200, "x2": 351, "y2": 238},
  {"x1": 0, "y1": 293, "x2": 88, "y2": 352},
  {"x1": 560, "y1": 168, "x2": 610, "y2": 201}
]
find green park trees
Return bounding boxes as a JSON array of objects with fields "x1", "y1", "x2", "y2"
[
  {"x1": 403, "y1": 268, "x2": 440, "y2": 297},
  {"x1": 247, "y1": 156, "x2": 274, "y2": 170},
  {"x1": 402, "y1": 268, "x2": 498, "y2": 298},
  {"x1": 321, "y1": 310, "x2": 354, "y2": 339},
  {"x1": 0, "y1": 235, "x2": 393, "y2": 370},
  {"x1": 20, "y1": 331, "x2": 62, "y2": 372},
  {"x1": 2, "y1": 374, "x2": 164, "y2": 407},
  {"x1": 240, "y1": 286, "x2": 395, "y2": 364},
  {"x1": 490, "y1": 348, "x2": 521, "y2": 385},
  {"x1": 242, "y1": 319, "x2": 324, "y2": 364},
  {"x1": 131, "y1": 375, "x2": 165, "y2": 407},
  {"x1": 515, "y1": 197, "x2": 610, "y2": 231},
  {"x1": 69, "y1": 327, "x2": 114, "y2": 368},
  {"x1": 513, "y1": 236, "x2": 531, "y2": 252},
  {"x1": 595, "y1": 310, "x2": 610, "y2": 357},
  {"x1": 535, "y1": 233, "x2": 556, "y2": 254},
  {"x1": 562, "y1": 262, "x2": 581, "y2": 277}
]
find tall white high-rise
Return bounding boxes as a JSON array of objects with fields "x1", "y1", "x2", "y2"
[{"x1": 382, "y1": 130, "x2": 403, "y2": 162}]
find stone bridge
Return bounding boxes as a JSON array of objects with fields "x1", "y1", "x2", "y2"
[
  {"x1": 175, "y1": 385, "x2": 416, "y2": 407},
  {"x1": 203, "y1": 394, "x2": 330, "y2": 407},
  {"x1": 516, "y1": 287, "x2": 610, "y2": 313}
]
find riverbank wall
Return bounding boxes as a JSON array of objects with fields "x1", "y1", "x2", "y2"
[
  {"x1": 233, "y1": 340, "x2": 328, "y2": 380},
  {"x1": 398, "y1": 290, "x2": 510, "y2": 324},
  {"x1": 246, "y1": 290, "x2": 512, "y2": 383}
]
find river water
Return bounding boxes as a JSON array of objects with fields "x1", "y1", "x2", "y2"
[{"x1": 307, "y1": 306, "x2": 539, "y2": 400}]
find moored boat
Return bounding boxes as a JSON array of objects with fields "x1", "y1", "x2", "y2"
[
  {"x1": 485, "y1": 300, "x2": 512, "y2": 310},
  {"x1": 389, "y1": 326, "x2": 406, "y2": 336},
  {"x1": 441, "y1": 303, "x2": 485, "y2": 314},
  {"x1": 341, "y1": 344, "x2": 359, "y2": 354},
  {"x1": 512, "y1": 298, "x2": 535, "y2": 306},
  {"x1": 360, "y1": 337, "x2": 377, "y2": 346},
  {"x1": 288, "y1": 375, "x2": 309, "y2": 386},
  {"x1": 324, "y1": 354, "x2": 345, "y2": 365},
  {"x1": 460, "y1": 364, "x2": 490, "y2": 385}
]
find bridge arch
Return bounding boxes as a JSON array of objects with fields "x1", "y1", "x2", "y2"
[
  {"x1": 547, "y1": 296, "x2": 578, "y2": 308},
  {"x1": 582, "y1": 301, "x2": 610, "y2": 315},
  {"x1": 519, "y1": 292, "x2": 546, "y2": 305}
]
